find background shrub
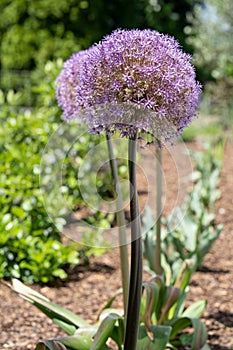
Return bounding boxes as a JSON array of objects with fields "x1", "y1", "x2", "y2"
[{"x1": 0, "y1": 60, "x2": 127, "y2": 283}]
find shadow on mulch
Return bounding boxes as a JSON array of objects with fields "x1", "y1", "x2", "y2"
[
  {"x1": 46, "y1": 261, "x2": 116, "y2": 287},
  {"x1": 210, "y1": 310, "x2": 233, "y2": 328},
  {"x1": 209, "y1": 345, "x2": 231, "y2": 350},
  {"x1": 200, "y1": 266, "x2": 230, "y2": 274}
]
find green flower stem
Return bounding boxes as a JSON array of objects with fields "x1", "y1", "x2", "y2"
[
  {"x1": 124, "y1": 134, "x2": 143, "y2": 350},
  {"x1": 155, "y1": 148, "x2": 163, "y2": 275},
  {"x1": 106, "y1": 133, "x2": 129, "y2": 316}
]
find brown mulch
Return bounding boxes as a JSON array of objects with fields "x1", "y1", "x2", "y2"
[{"x1": 0, "y1": 140, "x2": 233, "y2": 350}]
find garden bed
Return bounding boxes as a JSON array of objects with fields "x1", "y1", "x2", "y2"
[{"x1": 0, "y1": 140, "x2": 232, "y2": 350}]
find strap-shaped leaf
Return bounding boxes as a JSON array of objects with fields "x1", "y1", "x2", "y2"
[
  {"x1": 110, "y1": 317, "x2": 125, "y2": 348},
  {"x1": 169, "y1": 259, "x2": 193, "y2": 319},
  {"x1": 136, "y1": 336, "x2": 151, "y2": 350},
  {"x1": 150, "y1": 325, "x2": 172, "y2": 349},
  {"x1": 168, "y1": 290, "x2": 187, "y2": 319},
  {"x1": 97, "y1": 288, "x2": 122, "y2": 320},
  {"x1": 191, "y1": 318, "x2": 208, "y2": 350},
  {"x1": 98, "y1": 308, "x2": 124, "y2": 323},
  {"x1": 137, "y1": 325, "x2": 172, "y2": 350},
  {"x1": 35, "y1": 340, "x2": 67, "y2": 350},
  {"x1": 173, "y1": 259, "x2": 194, "y2": 292},
  {"x1": 168, "y1": 316, "x2": 208, "y2": 349},
  {"x1": 90, "y1": 313, "x2": 122, "y2": 350},
  {"x1": 10, "y1": 279, "x2": 90, "y2": 332},
  {"x1": 168, "y1": 317, "x2": 192, "y2": 339},
  {"x1": 182, "y1": 300, "x2": 207, "y2": 319},
  {"x1": 55, "y1": 334, "x2": 93, "y2": 350},
  {"x1": 158, "y1": 286, "x2": 181, "y2": 324},
  {"x1": 50, "y1": 319, "x2": 77, "y2": 336},
  {"x1": 143, "y1": 281, "x2": 160, "y2": 328},
  {"x1": 36, "y1": 331, "x2": 96, "y2": 350}
]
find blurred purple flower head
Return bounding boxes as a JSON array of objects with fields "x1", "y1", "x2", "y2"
[
  {"x1": 56, "y1": 50, "x2": 87, "y2": 119},
  {"x1": 56, "y1": 29, "x2": 202, "y2": 142}
]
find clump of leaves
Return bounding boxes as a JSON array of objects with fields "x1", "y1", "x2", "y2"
[
  {"x1": 5, "y1": 262, "x2": 210, "y2": 350},
  {"x1": 143, "y1": 143, "x2": 223, "y2": 279}
]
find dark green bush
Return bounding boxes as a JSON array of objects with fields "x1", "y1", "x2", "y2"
[
  {"x1": 0, "y1": 0, "x2": 196, "y2": 70},
  {"x1": 0, "y1": 60, "x2": 124, "y2": 283}
]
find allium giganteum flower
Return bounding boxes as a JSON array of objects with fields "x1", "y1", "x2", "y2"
[{"x1": 56, "y1": 29, "x2": 201, "y2": 142}]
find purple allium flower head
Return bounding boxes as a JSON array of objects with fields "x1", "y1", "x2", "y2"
[
  {"x1": 56, "y1": 50, "x2": 88, "y2": 120},
  {"x1": 56, "y1": 29, "x2": 202, "y2": 142}
]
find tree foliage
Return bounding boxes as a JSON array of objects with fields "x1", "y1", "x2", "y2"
[
  {"x1": 188, "y1": 0, "x2": 233, "y2": 82},
  {"x1": 187, "y1": 0, "x2": 233, "y2": 114},
  {"x1": 0, "y1": 0, "x2": 198, "y2": 70}
]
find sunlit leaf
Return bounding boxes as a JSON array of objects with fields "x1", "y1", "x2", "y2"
[
  {"x1": 97, "y1": 288, "x2": 122, "y2": 321},
  {"x1": 90, "y1": 313, "x2": 122, "y2": 350},
  {"x1": 137, "y1": 324, "x2": 172, "y2": 350},
  {"x1": 182, "y1": 300, "x2": 207, "y2": 319},
  {"x1": 168, "y1": 317, "x2": 192, "y2": 339},
  {"x1": 11, "y1": 279, "x2": 90, "y2": 333}
]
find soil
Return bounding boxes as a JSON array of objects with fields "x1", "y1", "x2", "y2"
[{"x1": 0, "y1": 140, "x2": 232, "y2": 350}]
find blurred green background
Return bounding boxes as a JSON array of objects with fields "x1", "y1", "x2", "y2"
[
  {"x1": 1, "y1": 0, "x2": 232, "y2": 117},
  {"x1": 0, "y1": 0, "x2": 232, "y2": 283}
]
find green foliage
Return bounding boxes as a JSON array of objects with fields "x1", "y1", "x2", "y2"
[
  {"x1": 143, "y1": 143, "x2": 223, "y2": 281},
  {"x1": 0, "y1": 60, "x2": 127, "y2": 283},
  {"x1": 0, "y1": 0, "x2": 197, "y2": 70},
  {"x1": 140, "y1": 277, "x2": 208, "y2": 350},
  {"x1": 188, "y1": 0, "x2": 233, "y2": 83},
  {"x1": 188, "y1": 0, "x2": 233, "y2": 122},
  {"x1": 0, "y1": 103, "x2": 81, "y2": 282},
  {"x1": 144, "y1": 0, "x2": 197, "y2": 54},
  {"x1": 181, "y1": 117, "x2": 224, "y2": 142}
]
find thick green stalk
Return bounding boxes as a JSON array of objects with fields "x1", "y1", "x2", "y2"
[
  {"x1": 106, "y1": 133, "x2": 129, "y2": 316},
  {"x1": 124, "y1": 135, "x2": 143, "y2": 350},
  {"x1": 155, "y1": 148, "x2": 162, "y2": 275}
]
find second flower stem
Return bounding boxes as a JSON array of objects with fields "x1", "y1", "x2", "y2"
[
  {"x1": 124, "y1": 135, "x2": 143, "y2": 350},
  {"x1": 155, "y1": 148, "x2": 163, "y2": 275},
  {"x1": 106, "y1": 133, "x2": 129, "y2": 316}
]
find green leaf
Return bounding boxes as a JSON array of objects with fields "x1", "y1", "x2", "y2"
[
  {"x1": 136, "y1": 336, "x2": 151, "y2": 350},
  {"x1": 90, "y1": 313, "x2": 122, "y2": 350},
  {"x1": 158, "y1": 286, "x2": 181, "y2": 324},
  {"x1": 99, "y1": 308, "x2": 123, "y2": 322},
  {"x1": 35, "y1": 340, "x2": 67, "y2": 350},
  {"x1": 168, "y1": 317, "x2": 192, "y2": 339},
  {"x1": 32, "y1": 316, "x2": 97, "y2": 349},
  {"x1": 150, "y1": 325, "x2": 172, "y2": 349},
  {"x1": 182, "y1": 300, "x2": 207, "y2": 319},
  {"x1": 11, "y1": 206, "x2": 26, "y2": 219},
  {"x1": 111, "y1": 320, "x2": 125, "y2": 348},
  {"x1": 54, "y1": 334, "x2": 93, "y2": 350},
  {"x1": 11, "y1": 279, "x2": 90, "y2": 333},
  {"x1": 51, "y1": 319, "x2": 77, "y2": 336},
  {"x1": 173, "y1": 259, "x2": 195, "y2": 292},
  {"x1": 142, "y1": 281, "x2": 160, "y2": 327},
  {"x1": 168, "y1": 290, "x2": 187, "y2": 319},
  {"x1": 137, "y1": 325, "x2": 172, "y2": 350},
  {"x1": 200, "y1": 344, "x2": 211, "y2": 350},
  {"x1": 191, "y1": 318, "x2": 208, "y2": 350},
  {"x1": 97, "y1": 288, "x2": 122, "y2": 320},
  {"x1": 168, "y1": 317, "x2": 208, "y2": 349}
]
